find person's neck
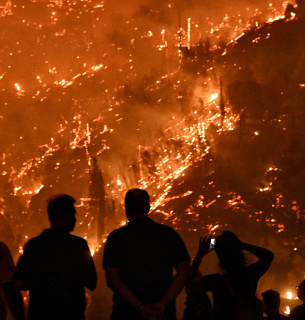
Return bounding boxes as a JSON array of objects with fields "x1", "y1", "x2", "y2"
[
  {"x1": 129, "y1": 215, "x2": 149, "y2": 221},
  {"x1": 128, "y1": 212, "x2": 148, "y2": 220},
  {"x1": 50, "y1": 224, "x2": 70, "y2": 231}
]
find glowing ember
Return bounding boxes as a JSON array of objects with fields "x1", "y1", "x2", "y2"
[
  {"x1": 286, "y1": 292, "x2": 293, "y2": 299},
  {"x1": 284, "y1": 306, "x2": 290, "y2": 315}
]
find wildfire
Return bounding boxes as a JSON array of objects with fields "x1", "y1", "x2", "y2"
[
  {"x1": 0, "y1": 0, "x2": 303, "y2": 291},
  {"x1": 14, "y1": 83, "x2": 25, "y2": 96},
  {"x1": 286, "y1": 292, "x2": 293, "y2": 299},
  {"x1": 210, "y1": 93, "x2": 219, "y2": 101}
]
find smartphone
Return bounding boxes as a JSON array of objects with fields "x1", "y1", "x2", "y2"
[{"x1": 209, "y1": 238, "x2": 215, "y2": 250}]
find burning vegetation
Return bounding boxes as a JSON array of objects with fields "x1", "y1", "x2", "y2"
[{"x1": 0, "y1": 0, "x2": 305, "y2": 317}]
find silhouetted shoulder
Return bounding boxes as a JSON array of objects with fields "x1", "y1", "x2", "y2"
[
  {"x1": 103, "y1": 218, "x2": 190, "y2": 270},
  {"x1": 153, "y1": 221, "x2": 179, "y2": 233},
  {"x1": 290, "y1": 303, "x2": 305, "y2": 320},
  {"x1": 66, "y1": 233, "x2": 89, "y2": 245}
]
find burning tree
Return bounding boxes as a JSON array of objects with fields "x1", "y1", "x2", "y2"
[{"x1": 89, "y1": 156, "x2": 107, "y2": 243}]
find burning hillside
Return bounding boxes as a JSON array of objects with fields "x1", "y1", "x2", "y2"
[{"x1": 0, "y1": 0, "x2": 305, "y2": 317}]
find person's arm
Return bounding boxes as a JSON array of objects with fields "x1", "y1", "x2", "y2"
[
  {"x1": 0, "y1": 242, "x2": 25, "y2": 320},
  {"x1": 185, "y1": 236, "x2": 213, "y2": 294},
  {"x1": 13, "y1": 241, "x2": 35, "y2": 291},
  {"x1": 149, "y1": 260, "x2": 190, "y2": 318},
  {"x1": 84, "y1": 262, "x2": 97, "y2": 290},
  {"x1": 103, "y1": 231, "x2": 147, "y2": 314},
  {"x1": 106, "y1": 261, "x2": 189, "y2": 320},
  {"x1": 3, "y1": 281, "x2": 25, "y2": 320},
  {"x1": 189, "y1": 236, "x2": 211, "y2": 280},
  {"x1": 241, "y1": 241, "x2": 274, "y2": 275},
  {"x1": 105, "y1": 267, "x2": 153, "y2": 319},
  {"x1": 83, "y1": 242, "x2": 97, "y2": 290}
]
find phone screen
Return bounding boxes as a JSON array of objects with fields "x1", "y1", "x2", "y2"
[{"x1": 209, "y1": 238, "x2": 215, "y2": 250}]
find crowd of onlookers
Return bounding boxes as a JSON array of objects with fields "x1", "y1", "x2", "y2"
[
  {"x1": 181, "y1": 232, "x2": 305, "y2": 320},
  {"x1": 0, "y1": 189, "x2": 304, "y2": 320}
]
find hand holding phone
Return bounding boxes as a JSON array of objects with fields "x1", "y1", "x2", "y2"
[{"x1": 197, "y1": 236, "x2": 215, "y2": 258}]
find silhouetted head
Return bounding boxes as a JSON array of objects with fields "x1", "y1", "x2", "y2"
[
  {"x1": 125, "y1": 189, "x2": 150, "y2": 221},
  {"x1": 215, "y1": 231, "x2": 245, "y2": 273},
  {"x1": 184, "y1": 291, "x2": 212, "y2": 320},
  {"x1": 47, "y1": 194, "x2": 76, "y2": 232},
  {"x1": 262, "y1": 290, "x2": 281, "y2": 315},
  {"x1": 297, "y1": 279, "x2": 305, "y2": 302}
]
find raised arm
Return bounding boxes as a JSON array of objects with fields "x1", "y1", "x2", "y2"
[
  {"x1": 241, "y1": 241, "x2": 274, "y2": 275},
  {"x1": 189, "y1": 236, "x2": 211, "y2": 279}
]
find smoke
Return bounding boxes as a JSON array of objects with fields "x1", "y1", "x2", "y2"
[{"x1": 1, "y1": 0, "x2": 305, "y2": 318}]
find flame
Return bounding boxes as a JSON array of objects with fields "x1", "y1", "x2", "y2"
[
  {"x1": 14, "y1": 83, "x2": 25, "y2": 96},
  {"x1": 210, "y1": 93, "x2": 219, "y2": 101},
  {"x1": 286, "y1": 292, "x2": 293, "y2": 299},
  {"x1": 284, "y1": 306, "x2": 290, "y2": 315}
]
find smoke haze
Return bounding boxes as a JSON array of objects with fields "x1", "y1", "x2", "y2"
[{"x1": 0, "y1": 0, "x2": 305, "y2": 318}]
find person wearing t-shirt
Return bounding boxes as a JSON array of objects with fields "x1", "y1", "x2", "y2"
[
  {"x1": 14, "y1": 194, "x2": 97, "y2": 320},
  {"x1": 103, "y1": 188, "x2": 190, "y2": 320}
]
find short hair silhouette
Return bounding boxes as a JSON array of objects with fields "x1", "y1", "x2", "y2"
[
  {"x1": 124, "y1": 189, "x2": 150, "y2": 215},
  {"x1": 262, "y1": 290, "x2": 281, "y2": 311},
  {"x1": 47, "y1": 194, "x2": 76, "y2": 221},
  {"x1": 215, "y1": 231, "x2": 246, "y2": 271}
]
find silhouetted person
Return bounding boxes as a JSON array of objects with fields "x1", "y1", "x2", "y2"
[
  {"x1": 262, "y1": 290, "x2": 287, "y2": 319},
  {"x1": 296, "y1": 0, "x2": 305, "y2": 19},
  {"x1": 0, "y1": 241, "x2": 25, "y2": 320},
  {"x1": 189, "y1": 231, "x2": 274, "y2": 320},
  {"x1": 14, "y1": 194, "x2": 97, "y2": 320},
  {"x1": 182, "y1": 289, "x2": 212, "y2": 320},
  {"x1": 289, "y1": 280, "x2": 305, "y2": 320},
  {"x1": 103, "y1": 188, "x2": 190, "y2": 320},
  {"x1": 183, "y1": 264, "x2": 212, "y2": 320}
]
